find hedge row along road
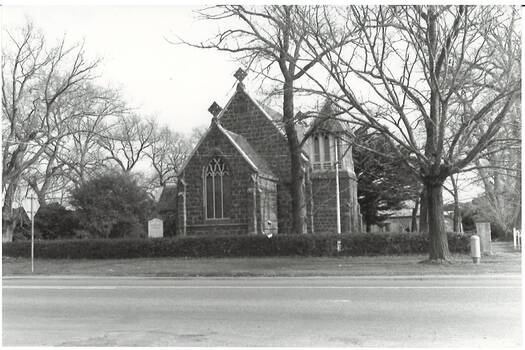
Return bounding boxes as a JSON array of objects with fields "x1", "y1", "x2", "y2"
[{"x1": 3, "y1": 233, "x2": 470, "y2": 259}]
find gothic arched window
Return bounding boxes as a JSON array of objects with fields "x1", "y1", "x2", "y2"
[
  {"x1": 204, "y1": 157, "x2": 231, "y2": 219},
  {"x1": 323, "y1": 134, "x2": 331, "y2": 169},
  {"x1": 311, "y1": 133, "x2": 334, "y2": 170}
]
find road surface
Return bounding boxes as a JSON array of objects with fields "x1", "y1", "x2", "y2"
[{"x1": 2, "y1": 275, "x2": 522, "y2": 347}]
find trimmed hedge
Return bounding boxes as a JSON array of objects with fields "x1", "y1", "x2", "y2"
[{"x1": 2, "y1": 232, "x2": 470, "y2": 259}]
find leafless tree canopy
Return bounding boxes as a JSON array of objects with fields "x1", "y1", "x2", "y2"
[
  {"x1": 184, "y1": 5, "x2": 520, "y2": 260},
  {"x1": 180, "y1": 5, "x2": 357, "y2": 234},
  {"x1": 296, "y1": 5, "x2": 520, "y2": 260},
  {"x1": 2, "y1": 22, "x2": 192, "y2": 241},
  {"x1": 145, "y1": 126, "x2": 191, "y2": 187}
]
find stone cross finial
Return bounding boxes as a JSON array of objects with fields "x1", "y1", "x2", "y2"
[
  {"x1": 208, "y1": 101, "x2": 222, "y2": 117},
  {"x1": 234, "y1": 68, "x2": 247, "y2": 83}
]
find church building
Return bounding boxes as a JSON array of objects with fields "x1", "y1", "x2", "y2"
[{"x1": 176, "y1": 69, "x2": 361, "y2": 236}]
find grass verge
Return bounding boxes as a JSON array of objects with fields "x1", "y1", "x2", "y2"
[{"x1": 2, "y1": 250, "x2": 520, "y2": 277}]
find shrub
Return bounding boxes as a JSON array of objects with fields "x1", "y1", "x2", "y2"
[
  {"x1": 2, "y1": 232, "x2": 470, "y2": 259},
  {"x1": 34, "y1": 203, "x2": 80, "y2": 240},
  {"x1": 69, "y1": 171, "x2": 154, "y2": 238}
]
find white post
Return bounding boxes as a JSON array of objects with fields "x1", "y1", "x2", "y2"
[
  {"x1": 475, "y1": 222, "x2": 492, "y2": 255},
  {"x1": 470, "y1": 235, "x2": 481, "y2": 264},
  {"x1": 335, "y1": 136, "x2": 341, "y2": 252},
  {"x1": 513, "y1": 228, "x2": 521, "y2": 250},
  {"x1": 30, "y1": 196, "x2": 34, "y2": 273}
]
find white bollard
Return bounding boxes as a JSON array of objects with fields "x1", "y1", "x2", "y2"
[
  {"x1": 513, "y1": 228, "x2": 521, "y2": 250},
  {"x1": 470, "y1": 235, "x2": 481, "y2": 264}
]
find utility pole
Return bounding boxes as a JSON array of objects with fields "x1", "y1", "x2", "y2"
[{"x1": 335, "y1": 136, "x2": 341, "y2": 252}]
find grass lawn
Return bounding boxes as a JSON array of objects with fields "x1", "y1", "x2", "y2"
[{"x1": 2, "y1": 248, "x2": 521, "y2": 277}]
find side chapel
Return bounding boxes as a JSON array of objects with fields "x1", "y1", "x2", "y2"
[{"x1": 176, "y1": 69, "x2": 361, "y2": 236}]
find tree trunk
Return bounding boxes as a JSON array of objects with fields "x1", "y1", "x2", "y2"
[
  {"x1": 419, "y1": 189, "x2": 428, "y2": 233},
  {"x1": 37, "y1": 192, "x2": 46, "y2": 207},
  {"x1": 306, "y1": 167, "x2": 315, "y2": 234},
  {"x1": 366, "y1": 223, "x2": 371, "y2": 233},
  {"x1": 425, "y1": 179, "x2": 451, "y2": 261},
  {"x1": 282, "y1": 77, "x2": 306, "y2": 234},
  {"x1": 451, "y1": 176, "x2": 462, "y2": 233},
  {"x1": 411, "y1": 197, "x2": 419, "y2": 232},
  {"x1": 453, "y1": 205, "x2": 462, "y2": 233},
  {"x1": 2, "y1": 182, "x2": 18, "y2": 242}
]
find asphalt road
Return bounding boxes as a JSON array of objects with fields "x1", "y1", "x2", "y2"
[{"x1": 2, "y1": 275, "x2": 522, "y2": 347}]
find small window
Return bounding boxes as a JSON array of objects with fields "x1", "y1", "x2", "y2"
[
  {"x1": 313, "y1": 135, "x2": 321, "y2": 167},
  {"x1": 323, "y1": 134, "x2": 331, "y2": 169}
]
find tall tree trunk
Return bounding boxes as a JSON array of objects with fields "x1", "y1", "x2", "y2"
[
  {"x1": 306, "y1": 167, "x2": 315, "y2": 234},
  {"x1": 424, "y1": 7, "x2": 452, "y2": 261},
  {"x1": 283, "y1": 78, "x2": 306, "y2": 234},
  {"x1": 426, "y1": 178, "x2": 450, "y2": 261},
  {"x1": 450, "y1": 176, "x2": 462, "y2": 233},
  {"x1": 29, "y1": 181, "x2": 47, "y2": 207},
  {"x1": 2, "y1": 182, "x2": 18, "y2": 242},
  {"x1": 453, "y1": 205, "x2": 462, "y2": 233},
  {"x1": 419, "y1": 189, "x2": 428, "y2": 233},
  {"x1": 411, "y1": 197, "x2": 419, "y2": 232}
]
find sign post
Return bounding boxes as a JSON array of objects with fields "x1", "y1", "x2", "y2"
[
  {"x1": 335, "y1": 137, "x2": 341, "y2": 252},
  {"x1": 30, "y1": 196, "x2": 35, "y2": 273}
]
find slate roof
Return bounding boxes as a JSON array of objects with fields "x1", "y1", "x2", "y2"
[
  {"x1": 258, "y1": 102, "x2": 308, "y2": 141},
  {"x1": 178, "y1": 83, "x2": 310, "y2": 177},
  {"x1": 219, "y1": 126, "x2": 277, "y2": 180},
  {"x1": 157, "y1": 184, "x2": 178, "y2": 213},
  {"x1": 305, "y1": 100, "x2": 353, "y2": 136}
]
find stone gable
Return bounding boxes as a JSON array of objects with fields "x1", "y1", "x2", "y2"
[
  {"x1": 177, "y1": 82, "x2": 362, "y2": 236},
  {"x1": 179, "y1": 123, "x2": 255, "y2": 235},
  {"x1": 178, "y1": 121, "x2": 280, "y2": 236},
  {"x1": 218, "y1": 87, "x2": 294, "y2": 233}
]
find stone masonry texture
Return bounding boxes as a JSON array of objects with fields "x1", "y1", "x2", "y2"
[{"x1": 176, "y1": 84, "x2": 360, "y2": 236}]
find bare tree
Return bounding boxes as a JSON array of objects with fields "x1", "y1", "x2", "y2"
[
  {"x1": 307, "y1": 5, "x2": 520, "y2": 260},
  {"x1": 23, "y1": 140, "x2": 66, "y2": 206},
  {"x1": 180, "y1": 5, "x2": 353, "y2": 234},
  {"x1": 20, "y1": 83, "x2": 126, "y2": 206},
  {"x1": 444, "y1": 174, "x2": 463, "y2": 233},
  {"x1": 187, "y1": 125, "x2": 208, "y2": 148},
  {"x1": 2, "y1": 22, "x2": 101, "y2": 241},
  {"x1": 57, "y1": 85, "x2": 126, "y2": 187},
  {"x1": 97, "y1": 113, "x2": 155, "y2": 173},
  {"x1": 474, "y1": 103, "x2": 521, "y2": 237},
  {"x1": 146, "y1": 126, "x2": 190, "y2": 187}
]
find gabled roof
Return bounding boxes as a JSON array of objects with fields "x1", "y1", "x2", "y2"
[
  {"x1": 218, "y1": 124, "x2": 277, "y2": 180},
  {"x1": 178, "y1": 118, "x2": 278, "y2": 181},
  {"x1": 305, "y1": 100, "x2": 354, "y2": 137},
  {"x1": 157, "y1": 184, "x2": 178, "y2": 213},
  {"x1": 230, "y1": 85, "x2": 288, "y2": 140},
  {"x1": 258, "y1": 103, "x2": 308, "y2": 141},
  {"x1": 179, "y1": 82, "x2": 311, "y2": 177}
]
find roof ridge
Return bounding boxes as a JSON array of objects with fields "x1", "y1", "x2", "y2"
[{"x1": 217, "y1": 124, "x2": 277, "y2": 180}]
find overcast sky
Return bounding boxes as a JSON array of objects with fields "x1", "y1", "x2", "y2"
[
  {"x1": 2, "y1": 5, "x2": 253, "y2": 134},
  {"x1": 2, "y1": 3, "x2": 490, "y2": 204}
]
